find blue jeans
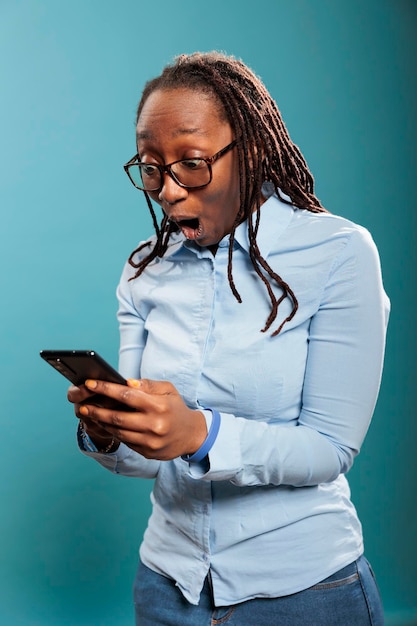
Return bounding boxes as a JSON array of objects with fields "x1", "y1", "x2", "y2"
[{"x1": 133, "y1": 556, "x2": 384, "y2": 625}]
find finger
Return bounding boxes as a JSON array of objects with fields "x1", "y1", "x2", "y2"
[
  {"x1": 84, "y1": 378, "x2": 174, "y2": 410},
  {"x1": 127, "y1": 378, "x2": 176, "y2": 395},
  {"x1": 74, "y1": 402, "x2": 108, "y2": 422},
  {"x1": 79, "y1": 406, "x2": 168, "y2": 460},
  {"x1": 84, "y1": 379, "x2": 142, "y2": 408},
  {"x1": 78, "y1": 415, "x2": 112, "y2": 439},
  {"x1": 79, "y1": 402, "x2": 147, "y2": 435},
  {"x1": 67, "y1": 384, "x2": 95, "y2": 404},
  {"x1": 78, "y1": 404, "x2": 154, "y2": 453}
]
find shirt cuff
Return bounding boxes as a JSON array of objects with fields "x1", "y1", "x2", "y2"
[
  {"x1": 185, "y1": 409, "x2": 212, "y2": 476},
  {"x1": 77, "y1": 421, "x2": 99, "y2": 452},
  {"x1": 188, "y1": 411, "x2": 243, "y2": 481}
]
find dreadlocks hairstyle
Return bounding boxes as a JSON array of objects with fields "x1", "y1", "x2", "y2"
[{"x1": 128, "y1": 51, "x2": 327, "y2": 335}]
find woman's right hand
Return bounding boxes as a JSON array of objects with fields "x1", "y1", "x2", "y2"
[{"x1": 67, "y1": 384, "x2": 119, "y2": 450}]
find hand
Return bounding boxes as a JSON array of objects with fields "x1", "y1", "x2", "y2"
[
  {"x1": 67, "y1": 384, "x2": 120, "y2": 450},
  {"x1": 75, "y1": 378, "x2": 208, "y2": 461}
]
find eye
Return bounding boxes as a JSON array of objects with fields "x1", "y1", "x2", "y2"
[
  {"x1": 179, "y1": 158, "x2": 206, "y2": 171},
  {"x1": 140, "y1": 164, "x2": 159, "y2": 176}
]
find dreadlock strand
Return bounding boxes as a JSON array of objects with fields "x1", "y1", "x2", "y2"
[
  {"x1": 226, "y1": 228, "x2": 242, "y2": 304},
  {"x1": 144, "y1": 191, "x2": 161, "y2": 237},
  {"x1": 128, "y1": 214, "x2": 171, "y2": 280},
  {"x1": 130, "y1": 51, "x2": 327, "y2": 333}
]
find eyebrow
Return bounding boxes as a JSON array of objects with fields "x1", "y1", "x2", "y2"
[{"x1": 136, "y1": 127, "x2": 208, "y2": 141}]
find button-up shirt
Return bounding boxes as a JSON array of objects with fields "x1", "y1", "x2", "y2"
[{"x1": 82, "y1": 193, "x2": 390, "y2": 606}]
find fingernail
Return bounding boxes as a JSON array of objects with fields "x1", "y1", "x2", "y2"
[
  {"x1": 127, "y1": 378, "x2": 141, "y2": 388},
  {"x1": 85, "y1": 379, "x2": 97, "y2": 389},
  {"x1": 80, "y1": 405, "x2": 89, "y2": 416}
]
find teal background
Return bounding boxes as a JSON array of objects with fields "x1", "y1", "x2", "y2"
[{"x1": 1, "y1": 0, "x2": 416, "y2": 624}]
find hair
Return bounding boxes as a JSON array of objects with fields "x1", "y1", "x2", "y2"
[{"x1": 128, "y1": 51, "x2": 327, "y2": 335}]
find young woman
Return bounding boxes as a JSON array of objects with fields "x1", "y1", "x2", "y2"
[{"x1": 69, "y1": 52, "x2": 389, "y2": 625}]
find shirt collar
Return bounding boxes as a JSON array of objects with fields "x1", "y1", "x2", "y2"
[
  {"x1": 165, "y1": 193, "x2": 294, "y2": 260},
  {"x1": 233, "y1": 193, "x2": 294, "y2": 258}
]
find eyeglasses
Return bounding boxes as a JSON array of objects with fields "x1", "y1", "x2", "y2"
[{"x1": 123, "y1": 140, "x2": 237, "y2": 192}]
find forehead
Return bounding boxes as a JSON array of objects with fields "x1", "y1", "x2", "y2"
[{"x1": 136, "y1": 88, "x2": 229, "y2": 141}]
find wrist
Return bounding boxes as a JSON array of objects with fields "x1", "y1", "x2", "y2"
[
  {"x1": 78, "y1": 421, "x2": 120, "y2": 453},
  {"x1": 181, "y1": 408, "x2": 221, "y2": 463},
  {"x1": 95, "y1": 437, "x2": 120, "y2": 453}
]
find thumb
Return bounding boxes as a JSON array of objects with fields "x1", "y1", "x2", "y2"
[{"x1": 127, "y1": 378, "x2": 175, "y2": 395}]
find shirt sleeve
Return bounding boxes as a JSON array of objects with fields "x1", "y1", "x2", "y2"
[
  {"x1": 193, "y1": 227, "x2": 390, "y2": 486},
  {"x1": 76, "y1": 257, "x2": 161, "y2": 479},
  {"x1": 79, "y1": 440, "x2": 160, "y2": 478}
]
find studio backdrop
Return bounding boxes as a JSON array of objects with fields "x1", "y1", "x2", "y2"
[{"x1": 0, "y1": 1, "x2": 415, "y2": 624}]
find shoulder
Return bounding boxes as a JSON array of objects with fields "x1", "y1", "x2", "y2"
[
  {"x1": 262, "y1": 201, "x2": 386, "y2": 314},
  {"x1": 291, "y1": 208, "x2": 372, "y2": 242},
  {"x1": 257, "y1": 194, "x2": 378, "y2": 264},
  {"x1": 122, "y1": 231, "x2": 186, "y2": 278},
  {"x1": 282, "y1": 208, "x2": 380, "y2": 268}
]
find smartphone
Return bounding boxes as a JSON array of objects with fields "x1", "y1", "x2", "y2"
[
  {"x1": 40, "y1": 350, "x2": 126, "y2": 386},
  {"x1": 40, "y1": 349, "x2": 129, "y2": 409}
]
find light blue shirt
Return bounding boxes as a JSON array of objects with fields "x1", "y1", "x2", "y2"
[{"x1": 83, "y1": 194, "x2": 389, "y2": 606}]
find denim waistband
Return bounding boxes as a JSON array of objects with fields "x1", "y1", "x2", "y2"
[{"x1": 318, "y1": 556, "x2": 360, "y2": 585}]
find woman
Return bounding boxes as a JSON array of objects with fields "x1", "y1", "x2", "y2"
[{"x1": 69, "y1": 52, "x2": 389, "y2": 625}]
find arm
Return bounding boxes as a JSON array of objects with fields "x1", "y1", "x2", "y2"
[
  {"x1": 69, "y1": 255, "x2": 162, "y2": 478},
  {"x1": 77, "y1": 423, "x2": 161, "y2": 478},
  {"x1": 196, "y1": 227, "x2": 390, "y2": 486},
  {"x1": 68, "y1": 382, "x2": 162, "y2": 478},
  {"x1": 75, "y1": 228, "x2": 389, "y2": 485}
]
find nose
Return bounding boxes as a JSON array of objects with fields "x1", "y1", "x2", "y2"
[{"x1": 158, "y1": 172, "x2": 188, "y2": 205}]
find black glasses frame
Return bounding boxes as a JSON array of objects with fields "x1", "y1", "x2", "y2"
[{"x1": 123, "y1": 139, "x2": 238, "y2": 192}]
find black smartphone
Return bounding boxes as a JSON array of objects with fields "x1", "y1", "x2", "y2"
[
  {"x1": 40, "y1": 349, "x2": 129, "y2": 409},
  {"x1": 40, "y1": 350, "x2": 126, "y2": 386}
]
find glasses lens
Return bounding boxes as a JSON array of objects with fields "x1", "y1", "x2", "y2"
[
  {"x1": 127, "y1": 164, "x2": 161, "y2": 191},
  {"x1": 127, "y1": 159, "x2": 211, "y2": 191},
  {"x1": 171, "y1": 159, "x2": 211, "y2": 188}
]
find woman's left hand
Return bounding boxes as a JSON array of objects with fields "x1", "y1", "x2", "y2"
[{"x1": 78, "y1": 378, "x2": 207, "y2": 460}]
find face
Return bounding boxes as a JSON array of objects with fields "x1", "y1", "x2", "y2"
[{"x1": 136, "y1": 88, "x2": 241, "y2": 249}]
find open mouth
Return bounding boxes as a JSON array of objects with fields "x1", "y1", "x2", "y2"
[
  {"x1": 179, "y1": 218, "x2": 199, "y2": 229},
  {"x1": 176, "y1": 218, "x2": 202, "y2": 240}
]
